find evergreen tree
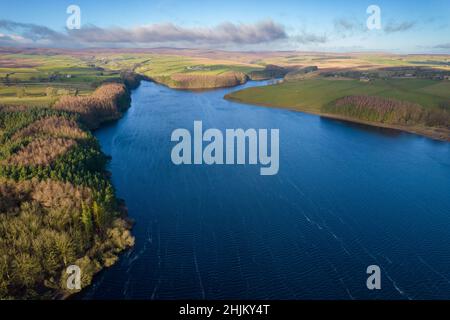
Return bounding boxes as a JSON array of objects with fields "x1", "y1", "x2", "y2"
[{"x1": 81, "y1": 201, "x2": 93, "y2": 235}]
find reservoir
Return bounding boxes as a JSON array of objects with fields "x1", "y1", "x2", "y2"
[{"x1": 82, "y1": 80, "x2": 450, "y2": 299}]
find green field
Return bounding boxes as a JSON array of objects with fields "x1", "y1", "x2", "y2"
[
  {"x1": 134, "y1": 55, "x2": 259, "y2": 77},
  {"x1": 1, "y1": 49, "x2": 450, "y2": 107},
  {"x1": 225, "y1": 77, "x2": 450, "y2": 140},
  {"x1": 226, "y1": 78, "x2": 450, "y2": 113},
  {"x1": 0, "y1": 53, "x2": 122, "y2": 107},
  {"x1": 0, "y1": 51, "x2": 265, "y2": 105}
]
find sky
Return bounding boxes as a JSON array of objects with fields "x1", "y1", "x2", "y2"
[{"x1": 0, "y1": 0, "x2": 449, "y2": 53}]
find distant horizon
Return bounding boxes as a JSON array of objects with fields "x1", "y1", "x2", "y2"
[
  {"x1": 1, "y1": 0, "x2": 449, "y2": 54},
  {"x1": 1, "y1": 46, "x2": 450, "y2": 56}
]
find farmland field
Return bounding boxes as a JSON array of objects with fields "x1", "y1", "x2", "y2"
[
  {"x1": 225, "y1": 77, "x2": 450, "y2": 140},
  {"x1": 0, "y1": 53, "x2": 121, "y2": 107},
  {"x1": 1, "y1": 50, "x2": 449, "y2": 140},
  {"x1": 226, "y1": 78, "x2": 450, "y2": 113},
  {"x1": 2, "y1": 49, "x2": 450, "y2": 107}
]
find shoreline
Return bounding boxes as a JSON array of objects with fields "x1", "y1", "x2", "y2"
[
  {"x1": 146, "y1": 74, "x2": 249, "y2": 91},
  {"x1": 224, "y1": 96, "x2": 450, "y2": 142},
  {"x1": 66, "y1": 77, "x2": 447, "y2": 299},
  {"x1": 58, "y1": 80, "x2": 139, "y2": 300}
]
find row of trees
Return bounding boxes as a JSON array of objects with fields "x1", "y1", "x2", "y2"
[
  {"x1": 169, "y1": 71, "x2": 248, "y2": 89},
  {"x1": 12, "y1": 116, "x2": 87, "y2": 141},
  {"x1": 323, "y1": 95, "x2": 450, "y2": 128},
  {"x1": 7, "y1": 137, "x2": 77, "y2": 166},
  {"x1": 54, "y1": 83, "x2": 130, "y2": 129}
]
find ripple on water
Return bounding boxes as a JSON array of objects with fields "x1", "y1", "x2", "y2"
[{"x1": 80, "y1": 80, "x2": 450, "y2": 300}]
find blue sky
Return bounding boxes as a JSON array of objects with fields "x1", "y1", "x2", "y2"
[{"x1": 0, "y1": 0, "x2": 449, "y2": 52}]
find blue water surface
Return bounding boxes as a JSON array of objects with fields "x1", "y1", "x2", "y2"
[{"x1": 81, "y1": 80, "x2": 450, "y2": 300}]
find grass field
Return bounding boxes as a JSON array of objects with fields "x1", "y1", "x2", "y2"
[
  {"x1": 0, "y1": 51, "x2": 266, "y2": 103},
  {"x1": 1, "y1": 49, "x2": 450, "y2": 106},
  {"x1": 130, "y1": 54, "x2": 262, "y2": 88},
  {"x1": 226, "y1": 78, "x2": 450, "y2": 113},
  {"x1": 225, "y1": 77, "x2": 450, "y2": 140},
  {"x1": 0, "y1": 53, "x2": 124, "y2": 107}
]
